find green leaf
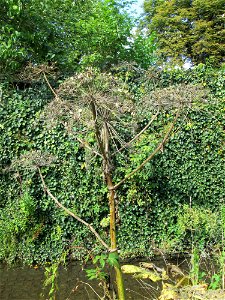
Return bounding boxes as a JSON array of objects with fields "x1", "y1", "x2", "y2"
[{"x1": 108, "y1": 252, "x2": 119, "y2": 268}]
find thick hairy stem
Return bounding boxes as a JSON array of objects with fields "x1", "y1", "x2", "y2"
[
  {"x1": 107, "y1": 177, "x2": 116, "y2": 251},
  {"x1": 38, "y1": 167, "x2": 109, "y2": 250},
  {"x1": 90, "y1": 101, "x2": 108, "y2": 163},
  {"x1": 106, "y1": 174, "x2": 125, "y2": 300},
  {"x1": 112, "y1": 109, "x2": 180, "y2": 190},
  {"x1": 101, "y1": 122, "x2": 125, "y2": 300}
]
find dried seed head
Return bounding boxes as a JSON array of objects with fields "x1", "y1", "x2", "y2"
[
  {"x1": 11, "y1": 151, "x2": 56, "y2": 171},
  {"x1": 42, "y1": 68, "x2": 135, "y2": 131},
  {"x1": 142, "y1": 83, "x2": 208, "y2": 110},
  {"x1": 17, "y1": 63, "x2": 57, "y2": 82}
]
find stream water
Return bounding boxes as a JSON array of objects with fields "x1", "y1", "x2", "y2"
[{"x1": 0, "y1": 258, "x2": 188, "y2": 300}]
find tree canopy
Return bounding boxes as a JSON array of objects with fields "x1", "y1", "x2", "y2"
[
  {"x1": 143, "y1": 0, "x2": 225, "y2": 66},
  {"x1": 0, "y1": 0, "x2": 155, "y2": 76}
]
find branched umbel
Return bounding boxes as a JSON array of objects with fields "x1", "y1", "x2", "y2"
[
  {"x1": 58, "y1": 68, "x2": 133, "y2": 107},
  {"x1": 43, "y1": 95, "x2": 81, "y2": 131},
  {"x1": 42, "y1": 67, "x2": 136, "y2": 149},
  {"x1": 142, "y1": 83, "x2": 208, "y2": 111},
  {"x1": 17, "y1": 63, "x2": 57, "y2": 82},
  {"x1": 41, "y1": 67, "x2": 209, "y2": 161},
  {"x1": 11, "y1": 151, "x2": 56, "y2": 171},
  {"x1": 57, "y1": 67, "x2": 134, "y2": 124}
]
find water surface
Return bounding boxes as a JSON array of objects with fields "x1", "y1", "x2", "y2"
[{"x1": 0, "y1": 258, "x2": 187, "y2": 300}]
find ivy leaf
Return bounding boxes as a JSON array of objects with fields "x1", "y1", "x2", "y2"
[
  {"x1": 93, "y1": 255, "x2": 101, "y2": 264},
  {"x1": 108, "y1": 252, "x2": 119, "y2": 268}
]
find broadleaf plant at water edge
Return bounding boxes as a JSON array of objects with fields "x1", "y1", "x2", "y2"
[{"x1": 11, "y1": 66, "x2": 208, "y2": 299}]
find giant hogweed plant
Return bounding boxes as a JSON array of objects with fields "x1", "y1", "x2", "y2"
[{"x1": 11, "y1": 64, "x2": 208, "y2": 299}]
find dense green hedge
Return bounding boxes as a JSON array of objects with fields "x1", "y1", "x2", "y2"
[{"x1": 0, "y1": 64, "x2": 224, "y2": 264}]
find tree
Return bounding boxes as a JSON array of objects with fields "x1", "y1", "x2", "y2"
[
  {"x1": 0, "y1": 0, "x2": 76, "y2": 73},
  {"x1": 0, "y1": 0, "x2": 155, "y2": 76},
  {"x1": 143, "y1": 0, "x2": 225, "y2": 66}
]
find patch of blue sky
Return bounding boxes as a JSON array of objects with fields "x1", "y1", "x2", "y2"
[{"x1": 129, "y1": 0, "x2": 144, "y2": 17}]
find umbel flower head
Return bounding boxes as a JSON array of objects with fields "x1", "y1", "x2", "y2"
[
  {"x1": 58, "y1": 68, "x2": 134, "y2": 118},
  {"x1": 43, "y1": 67, "x2": 135, "y2": 133},
  {"x1": 11, "y1": 151, "x2": 56, "y2": 171}
]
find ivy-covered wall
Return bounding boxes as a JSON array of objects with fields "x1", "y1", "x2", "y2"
[{"x1": 0, "y1": 65, "x2": 224, "y2": 264}]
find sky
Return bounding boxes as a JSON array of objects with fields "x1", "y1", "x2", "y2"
[{"x1": 130, "y1": 0, "x2": 144, "y2": 16}]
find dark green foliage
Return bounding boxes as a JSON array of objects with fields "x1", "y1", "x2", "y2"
[
  {"x1": 0, "y1": 0, "x2": 155, "y2": 75},
  {"x1": 0, "y1": 82, "x2": 109, "y2": 263},
  {"x1": 143, "y1": 0, "x2": 225, "y2": 66},
  {"x1": 0, "y1": 64, "x2": 224, "y2": 263},
  {"x1": 117, "y1": 64, "x2": 225, "y2": 253}
]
